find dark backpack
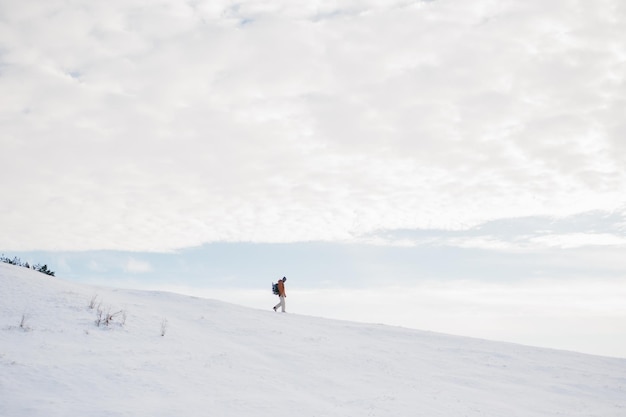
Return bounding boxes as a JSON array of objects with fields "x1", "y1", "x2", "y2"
[{"x1": 272, "y1": 282, "x2": 279, "y2": 295}]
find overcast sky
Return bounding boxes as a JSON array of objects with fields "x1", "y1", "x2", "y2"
[{"x1": 1, "y1": 0, "x2": 626, "y2": 357}]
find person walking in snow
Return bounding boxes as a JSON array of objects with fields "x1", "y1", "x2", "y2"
[{"x1": 273, "y1": 277, "x2": 287, "y2": 312}]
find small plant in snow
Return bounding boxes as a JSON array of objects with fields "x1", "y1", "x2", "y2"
[
  {"x1": 95, "y1": 306, "x2": 104, "y2": 327},
  {"x1": 104, "y1": 309, "x2": 124, "y2": 326},
  {"x1": 19, "y1": 312, "x2": 31, "y2": 331},
  {"x1": 161, "y1": 318, "x2": 168, "y2": 337},
  {"x1": 88, "y1": 294, "x2": 99, "y2": 309},
  {"x1": 94, "y1": 302, "x2": 126, "y2": 328}
]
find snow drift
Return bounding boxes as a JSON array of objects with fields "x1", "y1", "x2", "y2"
[{"x1": 1, "y1": 263, "x2": 625, "y2": 416}]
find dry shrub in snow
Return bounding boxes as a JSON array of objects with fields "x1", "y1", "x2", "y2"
[
  {"x1": 19, "y1": 312, "x2": 31, "y2": 331},
  {"x1": 161, "y1": 318, "x2": 168, "y2": 337},
  {"x1": 88, "y1": 294, "x2": 99, "y2": 309},
  {"x1": 94, "y1": 302, "x2": 126, "y2": 328}
]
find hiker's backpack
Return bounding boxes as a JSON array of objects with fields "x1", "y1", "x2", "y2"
[{"x1": 272, "y1": 282, "x2": 279, "y2": 295}]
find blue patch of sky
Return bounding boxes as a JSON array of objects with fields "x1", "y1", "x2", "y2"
[
  {"x1": 7, "y1": 243, "x2": 625, "y2": 293},
  {"x1": 223, "y1": 3, "x2": 255, "y2": 27},
  {"x1": 67, "y1": 70, "x2": 81, "y2": 80},
  {"x1": 6, "y1": 212, "x2": 624, "y2": 291},
  {"x1": 310, "y1": 0, "x2": 436, "y2": 22},
  {"x1": 311, "y1": 9, "x2": 364, "y2": 22}
]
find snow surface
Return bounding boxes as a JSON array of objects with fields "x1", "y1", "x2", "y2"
[{"x1": 1, "y1": 263, "x2": 625, "y2": 417}]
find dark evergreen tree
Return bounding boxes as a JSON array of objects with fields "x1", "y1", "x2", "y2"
[{"x1": 1, "y1": 254, "x2": 55, "y2": 276}]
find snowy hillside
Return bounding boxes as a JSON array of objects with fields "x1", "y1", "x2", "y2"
[{"x1": 1, "y1": 263, "x2": 625, "y2": 417}]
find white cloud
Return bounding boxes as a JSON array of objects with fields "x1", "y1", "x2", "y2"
[
  {"x1": 432, "y1": 232, "x2": 626, "y2": 251},
  {"x1": 1, "y1": 0, "x2": 626, "y2": 251},
  {"x1": 124, "y1": 258, "x2": 153, "y2": 274},
  {"x1": 87, "y1": 260, "x2": 107, "y2": 273},
  {"x1": 528, "y1": 233, "x2": 626, "y2": 249}
]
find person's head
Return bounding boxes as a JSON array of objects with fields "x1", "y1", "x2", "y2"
[{"x1": 282, "y1": 277, "x2": 287, "y2": 282}]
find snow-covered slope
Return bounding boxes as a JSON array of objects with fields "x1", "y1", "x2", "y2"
[{"x1": 1, "y1": 263, "x2": 625, "y2": 417}]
